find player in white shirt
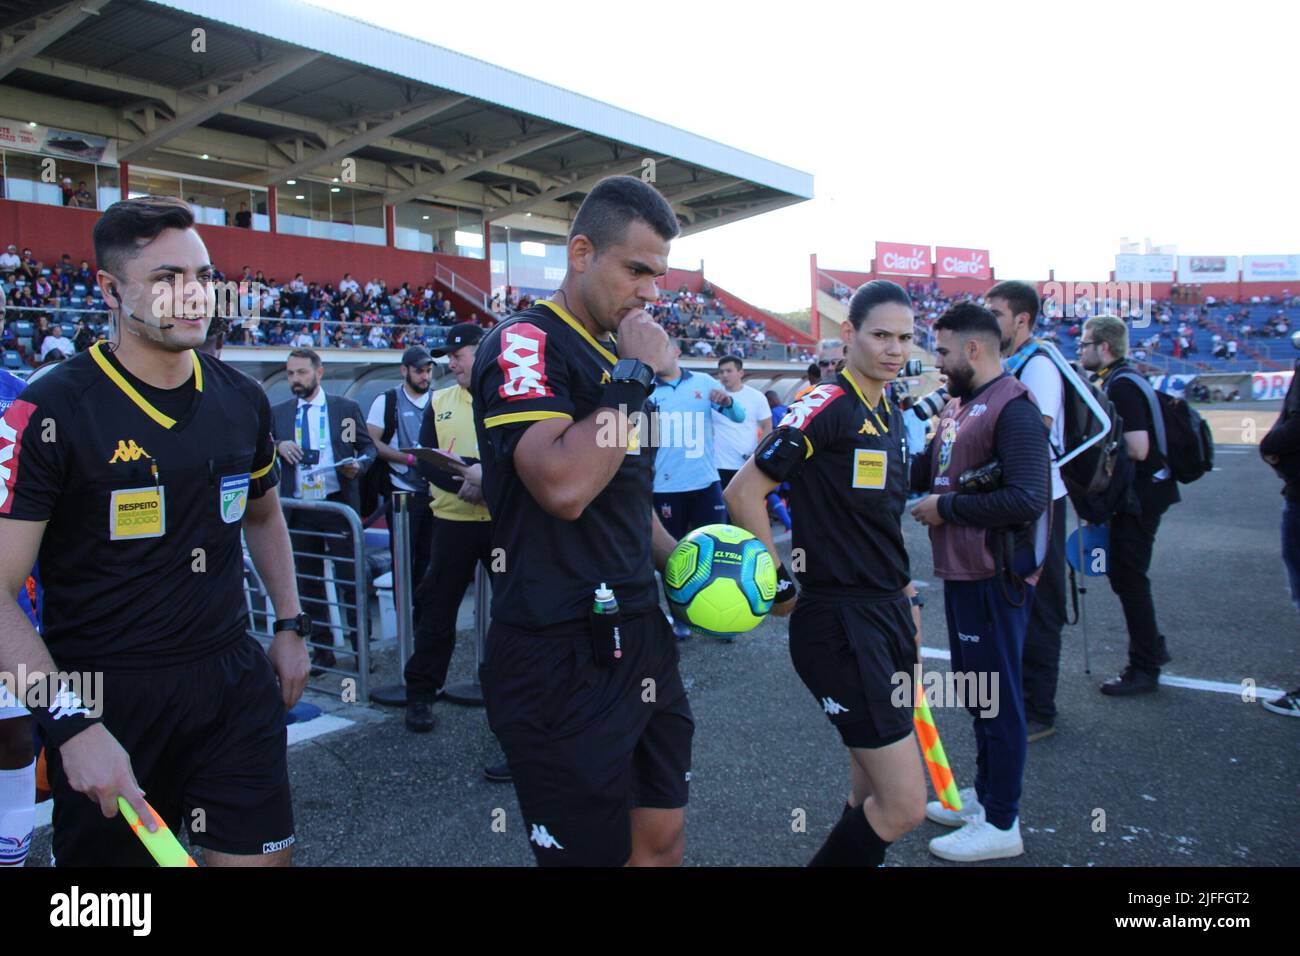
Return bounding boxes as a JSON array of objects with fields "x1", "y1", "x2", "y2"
[{"x1": 711, "y1": 354, "x2": 772, "y2": 488}]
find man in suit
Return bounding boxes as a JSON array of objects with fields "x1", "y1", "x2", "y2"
[{"x1": 273, "y1": 348, "x2": 376, "y2": 671}]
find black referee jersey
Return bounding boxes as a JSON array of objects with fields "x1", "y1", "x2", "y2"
[
  {"x1": 0, "y1": 340, "x2": 279, "y2": 670},
  {"x1": 756, "y1": 369, "x2": 911, "y2": 595},
  {"x1": 472, "y1": 300, "x2": 657, "y2": 630}
]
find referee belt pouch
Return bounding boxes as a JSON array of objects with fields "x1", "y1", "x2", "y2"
[{"x1": 589, "y1": 604, "x2": 624, "y2": 668}]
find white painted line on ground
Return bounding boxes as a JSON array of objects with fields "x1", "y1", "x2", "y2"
[
  {"x1": 33, "y1": 715, "x2": 358, "y2": 832},
  {"x1": 920, "y1": 646, "x2": 1282, "y2": 698},
  {"x1": 287, "y1": 713, "x2": 354, "y2": 746}
]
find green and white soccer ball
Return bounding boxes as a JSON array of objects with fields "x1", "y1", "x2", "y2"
[{"x1": 664, "y1": 523, "x2": 777, "y2": 639}]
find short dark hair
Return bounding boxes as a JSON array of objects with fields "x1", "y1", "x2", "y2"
[
  {"x1": 987, "y1": 280, "x2": 1040, "y2": 325},
  {"x1": 92, "y1": 195, "x2": 195, "y2": 277},
  {"x1": 570, "y1": 176, "x2": 679, "y2": 252},
  {"x1": 287, "y1": 347, "x2": 322, "y2": 368},
  {"x1": 806, "y1": 361, "x2": 821, "y2": 384},
  {"x1": 717, "y1": 354, "x2": 743, "y2": 371},
  {"x1": 847, "y1": 279, "x2": 912, "y2": 330},
  {"x1": 934, "y1": 302, "x2": 1001, "y2": 346}
]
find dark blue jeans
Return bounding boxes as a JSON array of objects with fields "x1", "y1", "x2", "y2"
[{"x1": 1283, "y1": 498, "x2": 1300, "y2": 610}]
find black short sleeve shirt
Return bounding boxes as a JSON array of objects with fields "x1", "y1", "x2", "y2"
[
  {"x1": 757, "y1": 371, "x2": 910, "y2": 595},
  {"x1": 0, "y1": 342, "x2": 278, "y2": 669},
  {"x1": 471, "y1": 301, "x2": 656, "y2": 629}
]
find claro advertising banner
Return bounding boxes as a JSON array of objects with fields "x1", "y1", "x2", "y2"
[
  {"x1": 935, "y1": 246, "x2": 991, "y2": 280},
  {"x1": 875, "y1": 242, "x2": 931, "y2": 277}
]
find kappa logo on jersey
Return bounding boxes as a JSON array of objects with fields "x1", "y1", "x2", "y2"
[
  {"x1": 859, "y1": 418, "x2": 879, "y2": 437},
  {"x1": 497, "y1": 322, "x2": 554, "y2": 400},
  {"x1": 529, "y1": 824, "x2": 565, "y2": 850},
  {"x1": 109, "y1": 439, "x2": 152, "y2": 463},
  {"x1": 777, "y1": 384, "x2": 843, "y2": 431},
  {"x1": 822, "y1": 697, "x2": 850, "y2": 715},
  {"x1": 0, "y1": 398, "x2": 37, "y2": 515}
]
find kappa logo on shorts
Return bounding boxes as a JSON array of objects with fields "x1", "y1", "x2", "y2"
[
  {"x1": 497, "y1": 322, "x2": 554, "y2": 400},
  {"x1": 0, "y1": 398, "x2": 37, "y2": 515},
  {"x1": 821, "y1": 696, "x2": 850, "y2": 715},
  {"x1": 262, "y1": 835, "x2": 295, "y2": 854},
  {"x1": 529, "y1": 824, "x2": 564, "y2": 850},
  {"x1": 778, "y1": 385, "x2": 843, "y2": 431}
]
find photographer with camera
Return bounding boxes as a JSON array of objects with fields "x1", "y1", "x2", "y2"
[{"x1": 910, "y1": 303, "x2": 1050, "y2": 862}]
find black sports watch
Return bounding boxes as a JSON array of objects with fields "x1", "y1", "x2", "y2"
[
  {"x1": 609, "y1": 358, "x2": 655, "y2": 392},
  {"x1": 273, "y1": 611, "x2": 313, "y2": 638},
  {"x1": 908, "y1": 593, "x2": 925, "y2": 609}
]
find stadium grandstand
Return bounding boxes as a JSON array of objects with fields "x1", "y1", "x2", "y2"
[
  {"x1": 811, "y1": 245, "x2": 1300, "y2": 402},
  {"x1": 0, "y1": 0, "x2": 814, "y2": 409}
]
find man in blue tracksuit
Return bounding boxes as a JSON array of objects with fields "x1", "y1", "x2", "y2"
[{"x1": 650, "y1": 342, "x2": 745, "y2": 637}]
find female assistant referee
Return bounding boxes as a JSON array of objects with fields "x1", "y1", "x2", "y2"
[{"x1": 725, "y1": 280, "x2": 927, "y2": 867}]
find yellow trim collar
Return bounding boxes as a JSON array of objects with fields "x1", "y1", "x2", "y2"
[
  {"x1": 536, "y1": 299, "x2": 618, "y2": 366},
  {"x1": 89, "y1": 341, "x2": 203, "y2": 430}
]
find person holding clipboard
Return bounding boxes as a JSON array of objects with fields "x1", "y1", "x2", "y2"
[{"x1": 402, "y1": 324, "x2": 495, "y2": 737}]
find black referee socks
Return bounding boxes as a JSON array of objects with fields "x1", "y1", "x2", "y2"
[{"x1": 809, "y1": 803, "x2": 891, "y2": 867}]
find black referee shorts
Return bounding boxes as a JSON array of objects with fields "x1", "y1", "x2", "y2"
[
  {"x1": 44, "y1": 635, "x2": 294, "y2": 866},
  {"x1": 788, "y1": 592, "x2": 916, "y2": 749},
  {"x1": 481, "y1": 611, "x2": 694, "y2": 867}
]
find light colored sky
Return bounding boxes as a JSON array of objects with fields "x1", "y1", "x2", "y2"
[{"x1": 309, "y1": 0, "x2": 1297, "y2": 312}]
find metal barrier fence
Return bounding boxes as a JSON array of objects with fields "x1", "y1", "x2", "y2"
[
  {"x1": 242, "y1": 497, "x2": 378, "y2": 701},
  {"x1": 242, "y1": 491, "x2": 490, "y2": 708}
]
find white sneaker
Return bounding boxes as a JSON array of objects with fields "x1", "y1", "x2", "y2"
[
  {"x1": 924, "y1": 787, "x2": 984, "y2": 827},
  {"x1": 928, "y1": 817, "x2": 1024, "y2": 863}
]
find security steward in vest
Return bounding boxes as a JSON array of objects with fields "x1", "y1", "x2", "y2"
[
  {"x1": 910, "y1": 302, "x2": 1050, "y2": 864},
  {"x1": 403, "y1": 324, "x2": 493, "y2": 734},
  {"x1": 725, "y1": 279, "x2": 928, "y2": 868}
]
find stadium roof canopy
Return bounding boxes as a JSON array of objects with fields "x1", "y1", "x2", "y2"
[{"x1": 0, "y1": 0, "x2": 813, "y2": 236}]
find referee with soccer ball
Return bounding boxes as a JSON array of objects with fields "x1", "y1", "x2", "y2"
[
  {"x1": 471, "y1": 176, "x2": 691, "y2": 867},
  {"x1": 726, "y1": 280, "x2": 927, "y2": 866}
]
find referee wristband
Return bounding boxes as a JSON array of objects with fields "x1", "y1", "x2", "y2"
[
  {"x1": 27, "y1": 673, "x2": 103, "y2": 749},
  {"x1": 774, "y1": 562, "x2": 796, "y2": 603},
  {"x1": 599, "y1": 380, "x2": 650, "y2": 414}
]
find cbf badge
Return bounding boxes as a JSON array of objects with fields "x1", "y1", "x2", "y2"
[
  {"x1": 938, "y1": 420, "x2": 958, "y2": 473},
  {"x1": 220, "y1": 473, "x2": 251, "y2": 524}
]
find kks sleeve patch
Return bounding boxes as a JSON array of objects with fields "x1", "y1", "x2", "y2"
[{"x1": 497, "y1": 322, "x2": 554, "y2": 401}]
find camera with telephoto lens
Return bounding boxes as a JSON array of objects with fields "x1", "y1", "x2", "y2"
[
  {"x1": 958, "y1": 459, "x2": 1002, "y2": 494},
  {"x1": 896, "y1": 357, "x2": 923, "y2": 378},
  {"x1": 910, "y1": 387, "x2": 948, "y2": 420}
]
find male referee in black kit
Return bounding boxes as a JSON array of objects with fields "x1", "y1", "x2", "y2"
[
  {"x1": 0, "y1": 196, "x2": 309, "y2": 866},
  {"x1": 726, "y1": 280, "x2": 928, "y2": 867},
  {"x1": 472, "y1": 176, "x2": 689, "y2": 867}
]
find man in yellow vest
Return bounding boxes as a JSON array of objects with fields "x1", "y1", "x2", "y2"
[{"x1": 404, "y1": 324, "x2": 494, "y2": 743}]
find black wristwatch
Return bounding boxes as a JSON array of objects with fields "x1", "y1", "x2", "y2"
[
  {"x1": 609, "y1": 358, "x2": 655, "y2": 392},
  {"x1": 908, "y1": 593, "x2": 925, "y2": 609},
  {"x1": 273, "y1": 611, "x2": 313, "y2": 638}
]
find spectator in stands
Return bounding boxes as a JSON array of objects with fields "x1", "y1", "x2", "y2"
[
  {"x1": 366, "y1": 324, "x2": 388, "y2": 349},
  {"x1": 39, "y1": 323, "x2": 74, "y2": 360},
  {"x1": 72, "y1": 318, "x2": 95, "y2": 353},
  {"x1": 339, "y1": 273, "x2": 359, "y2": 296},
  {"x1": 234, "y1": 201, "x2": 252, "y2": 229},
  {"x1": 0, "y1": 245, "x2": 18, "y2": 272},
  {"x1": 75, "y1": 259, "x2": 93, "y2": 287},
  {"x1": 73, "y1": 181, "x2": 94, "y2": 209},
  {"x1": 1227, "y1": 339, "x2": 1238, "y2": 359},
  {"x1": 17, "y1": 249, "x2": 38, "y2": 282},
  {"x1": 290, "y1": 327, "x2": 314, "y2": 348}
]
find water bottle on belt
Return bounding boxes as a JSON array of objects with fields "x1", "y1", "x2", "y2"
[{"x1": 591, "y1": 582, "x2": 622, "y2": 667}]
